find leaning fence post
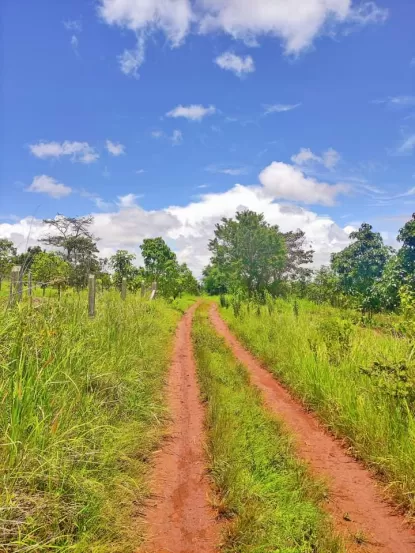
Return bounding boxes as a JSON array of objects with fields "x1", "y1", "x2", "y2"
[
  {"x1": 121, "y1": 278, "x2": 127, "y2": 300},
  {"x1": 8, "y1": 265, "x2": 21, "y2": 307},
  {"x1": 28, "y1": 270, "x2": 32, "y2": 305},
  {"x1": 150, "y1": 281, "x2": 157, "y2": 301},
  {"x1": 17, "y1": 269, "x2": 23, "y2": 303},
  {"x1": 88, "y1": 274, "x2": 96, "y2": 317}
]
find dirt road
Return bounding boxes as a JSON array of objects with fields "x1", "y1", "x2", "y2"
[
  {"x1": 210, "y1": 303, "x2": 415, "y2": 553},
  {"x1": 140, "y1": 305, "x2": 219, "y2": 553}
]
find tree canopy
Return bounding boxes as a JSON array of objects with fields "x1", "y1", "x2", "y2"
[{"x1": 208, "y1": 210, "x2": 287, "y2": 295}]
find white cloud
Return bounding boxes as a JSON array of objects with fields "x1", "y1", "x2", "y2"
[
  {"x1": 118, "y1": 34, "x2": 146, "y2": 78},
  {"x1": 71, "y1": 35, "x2": 79, "y2": 52},
  {"x1": 171, "y1": 129, "x2": 183, "y2": 145},
  {"x1": 264, "y1": 103, "x2": 301, "y2": 114},
  {"x1": 106, "y1": 139, "x2": 125, "y2": 156},
  {"x1": 151, "y1": 130, "x2": 164, "y2": 138},
  {"x1": 117, "y1": 193, "x2": 141, "y2": 208},
  {"x1": 206, "y1": 165, "x2": 249, "y2": 176},
  {"x1": 199, "y1": 0, "x2": 387, "y2": 54},
  {"x1": 291, "y1": 147, "x2": 341, "y2": 169},
  {"x1": 98, "y1": 0, "x2": 192, "y2": 46},
  {"x1": 136, "y1": 169, "x2": 146, "y2": 174},
  {"x1": 167, "y1": 104, "x2": 216, "y2": 121},
  {"x1": 259, "y1": 161, "x2": 347, "y2": 205},
  {"x1": 64, "y1": 20, "x2": 82, "y2": 32},
  {"x1": 397, "y1": 134, "x2": 415, "y2": 155},
  {"x1": 30, "y1": 141, "x2": 99, "y2": 164},
  {"x1": 99, "y1": 0, "x2": 387, "y2": 76},
  {"x1": 374, "y1": 95, "x2": 415, "y2": 108},
  {"x1": 214, "y1": 51, "x2": 255, "y2": 77},
  {"x1": 26, "y1": 175, "x2": 72, "y2": 199}
]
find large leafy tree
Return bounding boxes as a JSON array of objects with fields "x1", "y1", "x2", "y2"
[
  {"x1": 202, "y1": 264, "x2": 228, "y2": 295},
  {"x1": 140, "y1": 237, "x2": 176, "y2": 281},
  {"x1": 397, "y1": 213, "x2": 415, "y2": 290},
  {"x1": 140, "y1": 238, "x2": 198, "y2": 298},
  {"x1": 208, "y1": 210, "x2": 286, "y2": 295},
  {"x1": 110, "y1": 250, "x2": 137, "y2": 289},
  {"x1": 282, "y1": 229, "x2": 314, "y2": 281},
  {"x1": 331, "y1": 223, "x2": 392, "y2": 302},
  {"x1": 41, "y1": 215, "x2": 99, "y2": 288},
  {"x1": 0, "y1": 239, "x2": 17, "y2": 290},
  {"x1": 31, "y1": 252, "x2": 70, "y2": 295}
]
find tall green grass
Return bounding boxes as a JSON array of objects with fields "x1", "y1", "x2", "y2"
[
  {"x1": 192, "y1": 304, "x2": 343, "y2": 553},
  {"x1": 0, "y1": 292, "x2": 183, "y2": 552},
  {"x1": 220, "y1": 298, "x2": 415, "y2": 516}
]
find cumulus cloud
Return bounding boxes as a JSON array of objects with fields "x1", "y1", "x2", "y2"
[
  {"x1": 259, "y1": 161, "x2": 347, "y2": 205},
  {"x1": 26, "y1": 175, "x2": 72, "y2": 199},
  {"x1": 291, "y1": 147, "x2": 341, "y2": 169},
  {"x1": 30, "y1": 141, "x2": 99, "y2": 164},
  {"x1": 99, "y1": 0, "x2": 387, "y2": 76},
  {"x1": 264, "y1": 103, "x2": 301, "y2": 114},
  {"x1": 214, "y1": 52, "x2": 255, "y2": 76},
  {"x1": 3, "y1": 160, "x2": 352, "y2": 276},
  {"x1": 106, "y1": 139, "x2": 125, "y2": 156},
  {"x1": 167, "y1": 104, "x2": 216, "y2": 121}
]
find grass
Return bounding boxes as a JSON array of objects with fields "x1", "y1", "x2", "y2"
[
  {"x1": 192, "y1": 303, "x2": 343, "y2": 553},
  {"x1": 219, "y1": 297, "x2": 415, "y2": 517},
  {"x1": 0, "y1": 291, "x2": 189, "y2": 552}
]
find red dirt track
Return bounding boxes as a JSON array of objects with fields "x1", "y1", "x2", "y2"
[
  {"x1": 210, "y1": 303, "x2": 415, "y2": 553},
  {"x1": 140, "y1": 305, "x2": 219, "y2": 553}
]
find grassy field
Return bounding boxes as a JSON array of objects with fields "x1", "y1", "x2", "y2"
[
  {"x1": 219, "y1": 297, "x2": 415, "y2": 518},
  {"x1": 0, "y1": 292, "x2": 190, "y2": 552},
  {"x1": 192, "y1": 303, "x2": 343, "y2": 553}
]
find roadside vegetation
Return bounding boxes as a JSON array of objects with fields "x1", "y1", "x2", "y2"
[
  {"x1": 0, "y1": 293, "x2": 184, "y2": 552},
  {"x1": 219, "y1": 297, "x2": 415, "y2": 517},
  {"x1": 192, "y1": 303, "x2": 343, "y2": 553}
]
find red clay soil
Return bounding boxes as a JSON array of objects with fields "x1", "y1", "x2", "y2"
[
  {"x1": 209, "y1": 303, "x2": 415, "y2": 553},
  {"x1": 140, "y1": 304, "x2": 219, "y2": 553}
]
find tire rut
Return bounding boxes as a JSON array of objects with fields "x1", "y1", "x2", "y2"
[
  {"x1": 210, "y1": 303, "x2": 415, "y2": 553},
  {"x1": 140, "y1": 304, "x2": 219, "y2": 553}
]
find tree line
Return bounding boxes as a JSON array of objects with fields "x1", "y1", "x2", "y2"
[
  {"x1": 202, "y1": 210, "x2": 415, "y2": 313},
  {"x1": 0, "y1": 215, "x2": 198, "y2": 298}
]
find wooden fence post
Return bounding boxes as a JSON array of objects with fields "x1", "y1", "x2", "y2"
[
  {"x1": 150, "y1": 281, "x2": 157, "y2": 301},
  {"x1": 17, "y1": 269, "x2": 23, "y2": 303},
  {"x1": 8, "y1": 265, "x2": 21, "y2": 307},
  {"x1": 28, "y1": 270, "x2": 32, "y2": 305},
  {"x1": 88, "y1": 274, "x2": 96, "y2": 317},
  {"x1": 141, "y1": 281, "x2": 145, "y2": 298},
  {"x1": 121, "y1": 278, "x2": 127, "y2": 300}
]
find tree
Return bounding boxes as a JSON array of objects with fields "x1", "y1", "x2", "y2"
[
  {"x1": 13, "y1": 246, "x2": 43, "y2": 272},
  {"x1": 31, "y1": 252, "x2": 70, "y2": 296},
  {"x1": 208, "y1": 210, "x2": 286, "y2": 295},
  {"x1": 282, "y1": 229, "x2": 314, "y2": 281},
  {"x1": 41, "y1": 215, "x2": 99, "y2": 288},
  {"x1": 0, "y1": 239, "x2": 17, "y2": 290},
  {"x1": 202, "y1": 264, "x2": 228, "y2": 295},
  {"x1": 140, "y1": 238, "x2": 176, "y2": 281},
  {"x1": 331, "y1": 223, "x2": 392, "y2": 304},
  {"x1": 397, "y1": 213, "x2": 415, "y2": 291},
  {"x1": 110, "y1": 250, "x2": 137, "y2": 289}
]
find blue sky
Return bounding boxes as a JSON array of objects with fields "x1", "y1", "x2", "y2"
[{"x1": 1, "y1": 0, "x2": 414, "y2": 274}]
